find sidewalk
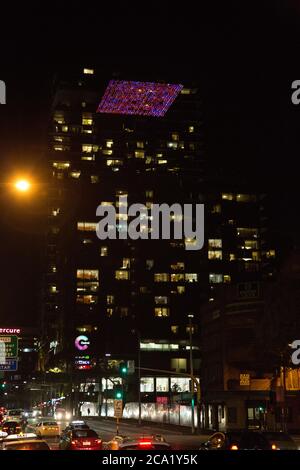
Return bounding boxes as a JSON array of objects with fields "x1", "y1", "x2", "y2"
[{"x1": 87, "y1": 415, "x2": 212, "y2": 435}]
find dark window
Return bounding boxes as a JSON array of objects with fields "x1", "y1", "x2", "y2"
[
  {"x1": 227, "y1": 407, "x2": 237, "y2": 424},
  {"x1": 72, "y1": 429, "x2": 98, "y2": 438}
]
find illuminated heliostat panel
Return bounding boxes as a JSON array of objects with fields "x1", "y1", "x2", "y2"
[{"x1": 96, "y1": 80, "x2": 183, "y2": 117}]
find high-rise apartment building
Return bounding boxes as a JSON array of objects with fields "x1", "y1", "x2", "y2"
[{"x1": 40, "y1": 67, "x2": 275, "y2": 419}]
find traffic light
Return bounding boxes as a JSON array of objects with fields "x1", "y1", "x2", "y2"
[
  {"x1": 114, "y1": 384, "x2": 123, "y2": 400},
  {"x1": 0, "y1": 381, "x2": 6, "y2": 389},
  {"x1": 119, "y1": 362, "x2": 128, "y2": 376}
]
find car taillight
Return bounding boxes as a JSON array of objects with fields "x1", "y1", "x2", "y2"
[
  {"x1": 71, "y1": 440, "x2": 79, "y2": 446},
  {"x1": 139, "y1": 440, "x2": 152, "y2": 448},
  {"x1": 230, "y1": 444, "x2": 239, "y2": 450},
  {"x1": 95, "y1": 439, "x2": 102, "y2": 444},
  {"x1": 271, "y1": 444, "x2": 277, "y2": 450}
]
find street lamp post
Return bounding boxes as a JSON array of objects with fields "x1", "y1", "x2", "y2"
[
  {"x1": 131, "y1": 329, "x2": 142, "y2": 425},
  {"x1": 188, "y1": 314, "x2": 195, "y2": 434}
]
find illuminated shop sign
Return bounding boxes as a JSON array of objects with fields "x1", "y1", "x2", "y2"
[
  {"x1": 0, "y1": 328, "x2": 21, "y2": 334},
  {"x1": 75, "y1": 335, "x2": 90, "y2": 351}
]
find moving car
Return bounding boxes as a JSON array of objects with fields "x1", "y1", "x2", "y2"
[
  {"x1": 35, "y1": 420, "x2": 59, "y2": 437},
  {"x1": 200, "y1": 430, "x2": 298, "y2": 450},
  {"x1": 1, "y1": 421, "x2": 22, "y2": 435},
  {"x1": 3, "y1": 409, "x2": 23, "y2": 422},
  {"x1": 59, "y1": 428, "x2": 102, "y2": 450},
  {"x1": 54, "y1": 408, "x2": 71, "y2": 421},
  {"x1": 63, "y1": 420, "x2": 90, "y2": 432}
]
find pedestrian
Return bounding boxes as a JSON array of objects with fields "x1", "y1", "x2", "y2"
[{"x1": 87, "y1": 407, "x2": 90, "y2": 416}]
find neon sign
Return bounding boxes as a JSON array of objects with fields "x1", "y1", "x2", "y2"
[
  {"x1": 75, "y1": 335, "x2": 90, "y2": 351},
  {"x1": 0, "y1": 328, "x2": 21, "y2": 334}
]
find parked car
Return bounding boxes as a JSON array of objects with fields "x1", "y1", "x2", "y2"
[{"x1": 105, "y1": 435, "x2": 171, "y2": 450}]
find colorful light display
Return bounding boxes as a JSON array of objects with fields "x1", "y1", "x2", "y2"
[
  {"x1": 97, "y1": 80, "x2": 183, "y2": 117},
  {"x1": 75, "y1": 335, "x2": 90, "y2": 351}
]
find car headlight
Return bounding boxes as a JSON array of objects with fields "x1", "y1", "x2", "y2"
[
  {"x1": 56, "y1": 412, "x2": 62, "y2": 420},
  {"x1": 65, "y1": 412, "x2": 71, "y2": 420}
]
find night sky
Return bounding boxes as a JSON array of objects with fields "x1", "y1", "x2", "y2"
[{"x1": 0, "y1": 4, "x2": 299, "y2": 327}]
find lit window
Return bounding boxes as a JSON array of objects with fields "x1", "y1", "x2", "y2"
[
  {"x1": 171, "y1": 325, "x2": 179, "y2": 334},
  {"x1": 211, "y1": 204, "x2": 221, "y2": 214},
  {"x1": 53, "y1": 161, "x2": 70, "y2": 170},
  {"x1": 229, "y1": 253, "x2": 236, "y2": 261},
  {"x1": 185, "y1": 273, "x2": 198, "y2": 282},
  {"x1": 82, "y1": 144, "x2": 93, "y2": 153},
  {"x1": 135, "y1": 150, "x2": 145, "y2": 158},
  {"x1": 157, "y1": 159, "x2": 167, "y2": 164},
  {"x1": 77, "y1": 222, "x2": 97, "y2": 232},
  {"x1": 209, "y1": 273, "x2": 223, "y2": 283},
  {"x1": 106, "y1": 140, "x2": 114, "y2": 148},
  {"x1": 115, "y1": 270, "x2": 130, "y2": 280},
  {"x1": 181, "y1": 88, "x2": 192, "y2": 95},
  {"x1": 100, "y1": 246, "x2": 108, "y2": 257},
  {"x1": 122, "y1": 258, "x2": 130, "y2": 269},
  {"x1": 82, "y1": 113, "x2": 93, "y2": 125},
  {"x1": 62, "y1": 125, "x2": 68, "y2": 132},
  {"x1": 77, "y1": 270, "x2": 99, "y2": 280},
  {"x1": 107, "y1": 295, "x2": 114, "y2": 305},
  {"x1": 154, "y1": 273, "x2": 169, "y2": 282},
  {"x1": 237, "y1": 228, "x2": 258, "y2": 238},
  {"x1": 243, "y1": 240, "x2": 258, "y2": 249},
  {"x1": 154, "y1": 296, "x2": 168, "y2": 305},
  {"x1": 155, "y1": 308, "x2": 170, "y2": 317},
  {"x1": 185, "y1": 238, "x2": 198, "y2": 249},
  {"x1": 145, "y1": 190, "x2": 153, "y2": 198},
  {"x1": 51, "y1": 208, "x2": 60, "y2": 217},
  {"x1": 167, "y1": 142, "x2": 178, "y2": 149},
  {"x1": 136, "y1": 141, "x2": 144, "y2": 148},
  {"x1": 171, "y1": 262, "x2": 185, "y2": 271},
  {"x1": 266, "y1": 249, "x2": 275, "y2": 258},
  {"x1": 76, "y1": 271, "x2": 99, "y2": 293},
  {"x1": 140, "y1": 377, "x2": 154, "y2": 392},
  {"x1": 91, "y1": 175, "x2": 99, "y2": 184},
  {"x1": 76, "y1": 295, "x2": 98, "y2": 304},
  {"x1": 171, "y1": 133, "x2": 179, "y2": 141},
  {"x1": 222, "y1": 193, "x2": 234, "y2": 200},
  {"x1": 70, "y1": 171, "x2": 81, "y2": 179},
  {"x1": 171, "y1": 273, "x2": 185, "y2": 282},
  {"x1": 103, "y1": 149, "x2": 113, "y2": 156},
  {"x1": 208, "y1": 250, "x2": 222, "y2": 260},
  {"x1": 252, "y1": 251, "x2": 261, "y2": 261},
  {"x1": 223, "y1": 275, "x2": 231, "y2": 283},
  {"x1": 209, "y1": 239, "x2": 222, "y2": 248},
  {"x1": 107, "y1": 159, "x2": 123, "y2": 167},
  {"x1": 50, "y1": 265, "x2": 57, "y2": 273},
  {"x1": 177, "y1": 286, "x2": 185, "y2": 294},
  {"x1": 188, "y1": 126, "x2": 194, "y2": 133},
  {"x1": 49, "y1": 285, "x2": 58, "y2": 294},
  {"x1": 156, "y1": 377, "x2": 169, "y2": 392},
  {"x1": 83, "y1": 68, "x2": 94, "y2": 75},
  {"x1": 81, "y1": 155, "x2": 95, "y2": 161},
  {"x1": 53, "y1": 112, "x2": 65, "y2": 124},
  {"x1": 107, "y1": 308, "x2": 113, "y2": 317}
]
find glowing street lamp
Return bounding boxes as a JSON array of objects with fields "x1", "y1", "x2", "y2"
[{"x1": 14, "y1": 179, "x2": 31, "y2": 192}]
